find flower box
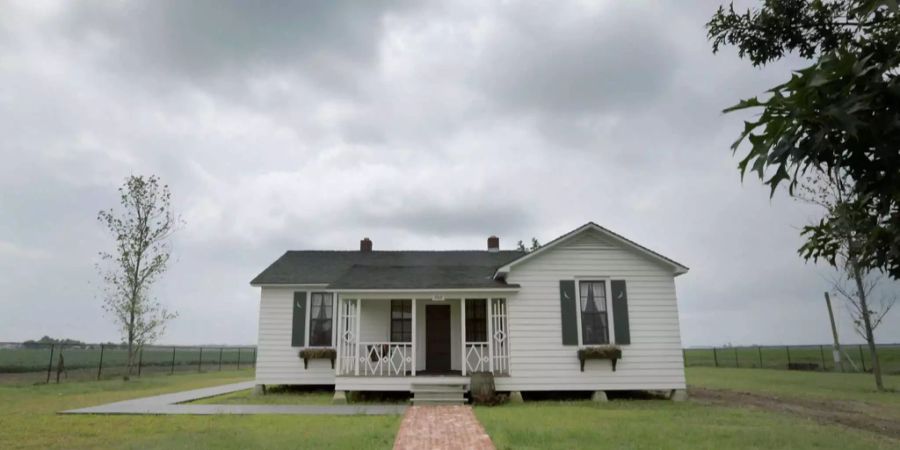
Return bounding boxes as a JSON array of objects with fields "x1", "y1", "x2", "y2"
[
  {"x1": 298, "y1": 348, "x2": 337, "y2": 369},
  {"x1": 577, "y1": 345, "x2": 622, "y2": 372}
]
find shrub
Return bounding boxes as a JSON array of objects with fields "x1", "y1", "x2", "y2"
[{"x1": 470, "y1": 371, "x2": 505, "y2": 405}]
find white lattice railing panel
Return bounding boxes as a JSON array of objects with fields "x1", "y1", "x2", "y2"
[
  {"x1": 337, "y1": 298, "x2": 358, "y2": 375},
  {"x1": 491, "y1": 298, "x2": 510, "y2": 375},
  {"x1": 465, "y1": 342, "x2": 490, "y2": 373},
  {"x1": 359, "y1": 342, "x2": 412, "y2": 376}
]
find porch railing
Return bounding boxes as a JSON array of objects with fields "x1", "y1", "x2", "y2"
[
  {"x1": 358, "y1": 342, "x2": 413, "y2": 376},
  {"x1": 465, "y1": 342, "x2": 490, "y2": 373}
]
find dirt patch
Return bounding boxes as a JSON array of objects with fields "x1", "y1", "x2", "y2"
[{"x1": 690, "y1": 387, "x2": 900, "y2": 440}]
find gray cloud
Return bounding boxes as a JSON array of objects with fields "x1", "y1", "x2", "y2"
[
  {"x1": 473, "y1": 2, "x2": 679, "y2": 116},
  {"x1": 59, "y1": 0, "x2": 414, "y2": 91},
  {"x1": 1, "y1": 0, "x2": 897, "y2": 348}
]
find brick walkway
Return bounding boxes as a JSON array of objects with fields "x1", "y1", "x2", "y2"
[{"x1": 393, "y1": 405, "x2": 495, "y2": 450}]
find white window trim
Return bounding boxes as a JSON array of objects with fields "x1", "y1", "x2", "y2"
[
  {"x1": 573, "y1": 277, "x2": 615, "y2": 346},
  {"x1": 305, "y1": 291, "x2": 336, "y2": 348}
]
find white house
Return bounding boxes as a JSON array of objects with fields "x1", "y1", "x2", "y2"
[{"x1": 250, "y1": 222, "x2": 689, "y2": 403}]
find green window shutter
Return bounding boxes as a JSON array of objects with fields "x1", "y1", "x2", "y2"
[
  {"x1": 559, "y1": 280, "x2": 578, "y2": 346},
  {"x1": 291, "y1": 292, "x2": 308, "y2": 347},
  {"x1": 611, "y1": 280, "x2": 631, "y2": 345}
]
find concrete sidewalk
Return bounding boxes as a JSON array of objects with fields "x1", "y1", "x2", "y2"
[{"x1": 62, "y1": 381, "x2": 407, "y2": 416}]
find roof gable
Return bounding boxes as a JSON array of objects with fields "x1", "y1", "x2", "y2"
[{"x1": 494, "y1": 222, "x2": 689, "y2": 277}]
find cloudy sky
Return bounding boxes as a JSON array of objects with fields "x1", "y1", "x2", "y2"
[{"x1": 1, "y1": 0, "x2": 897, "y2": 347}]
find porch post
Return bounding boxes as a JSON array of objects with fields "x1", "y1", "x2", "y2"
[
  {"x1": 461, "y1": 297, "x2": 467, "y2": 376},
  {"x1": 411, "y1": 298, "x2": 417, "y2": 376},
  {"x1": 354, "y1": 299, "x2": 361, "y2": 376},
  {"x1": 335, "y1": 294, "x2": 342, "y2": 375},
  {"x1": 488, "y1": 299, "x2": 495, "y2": 374}
]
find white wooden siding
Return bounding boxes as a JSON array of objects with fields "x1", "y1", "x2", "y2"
[
  {"x1": 497, "y1": 228, "x2": 686, "y2": 391},
  {"x1": 255, "y1": 287, "x2": 336, "y2": 385},
  {"x1": 359, "y1": 301, "x2": 390, "y2": 341},
  {"x1": 255, "y1": 227, "x2": 686, "y2": 391}
]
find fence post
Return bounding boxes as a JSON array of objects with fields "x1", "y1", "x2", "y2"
[
  {"x1": 819, "y1": 345, "x2": 826, "y2": 370},
  {"x1": 56, "y1": 346, "x2": 63, "y2": 384},
  {"x1": 46, "y1": 344, "x2": 55, "y2": 384},
  {"x1": 734, "y1": 347, "x2": 739, "y2": 368},
  {"x1": 712, "y1": 347, "x2": 719, "y2": 367},
  {"x1": 253, "y1": 348, "x2": 256, "y2": 367},
  {"x1": 138, "y1": 348, "x2": 144, "y2": 377},
  {"x1": 757, "y1": 346, "x2": 763, "y2": 368},
  {"x1": 97, "y1": 344, "x2": 105, "y2": 380},
  {"x1": 682, "y1": 349, "x2": 687, "y2": 367},
  {"x1": 198, "y1": 347, "x2": 203, "y2": 372},
  {"x1": 171, "y1": 346, "x2": 176, "y2": 374},
  {"x1": 218, "y1": 347, "x2": 223, "y2": 371},
  {"x1": 786, "y1": 346, "x2": 792, "y2": 366},
  {"x1": 237, "y1": 348, "x2": 241, "y2": 370},
  {"x1": 858, "y1": 345, "x2": 866, "y2": 372}
]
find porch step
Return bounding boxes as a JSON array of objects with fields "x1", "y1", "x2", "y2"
[{"x1": 411, "y1": 383, "x2": 467, "y2": 405}]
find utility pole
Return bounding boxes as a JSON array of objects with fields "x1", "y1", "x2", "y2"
[{"x1": 825, "y1": 292, "x2": 844, "y2": 372}]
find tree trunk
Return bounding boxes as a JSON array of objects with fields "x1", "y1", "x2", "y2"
[
  {"x1": 126, "y1": 295, "x2": 136, "y2": 380},
  {"x1": 853, "y1": 265, "x2": 883, "y2": 391}
]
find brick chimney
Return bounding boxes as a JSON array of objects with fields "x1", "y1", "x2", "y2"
[
  {"x1": 487, "y1": 235, "x2": 499, "y2": 253},
  {"x1": 360, "y1": 237, "x2": 372, "y2": 252}
]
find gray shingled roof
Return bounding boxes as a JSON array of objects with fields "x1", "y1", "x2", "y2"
[{"x1": 250, "y1": 250, "x2": 525, "y2": 289}]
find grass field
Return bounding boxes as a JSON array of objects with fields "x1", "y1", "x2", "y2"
[
  {"x1": 0, "y1": 346, "x2": 256, "y2": 383},
  {"x1": 190, "y1": 385, "x2": 335, "y2": 405},
  {"x1": 684, "y1": 344, "x2": 900, "y2": 373},
  {"x1": 688, "y1": 366, "x2": 900, "y2": 419},
  {"x1": 477, "y1": 399, "x2": 891, "y2": 449},
  {"x1": 2, "y1": 366, "x2": 898, "y2": 448},
  {"x1": 476, "y1": 367, "x2": 900, "y2": 449},
  {"x1": 0, "y1": 370, "x2": 399, "y2": 450}
]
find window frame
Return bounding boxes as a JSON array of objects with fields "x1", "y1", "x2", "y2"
[
  {"x1": 390, "y1": 299, "x2": 412, "y2": 343},
  {"x1": 574, "y1": 278, "x2": 616, "y2": 346},
  {"x1": 307, "y1": 292, "x2": 334, "y2": 347}
]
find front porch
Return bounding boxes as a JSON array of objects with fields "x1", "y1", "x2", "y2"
[{"x1": 333, "y1": 294, "x2": 510, "y2": 388}]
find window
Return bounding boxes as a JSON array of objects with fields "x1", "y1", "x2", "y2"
[
  {"x1": 466, "y1": 299, "x2": 487, "y2": 342},
  {"x1": 580, "y1": 281, "x2": 609, "y2": 345},
  {"x1": 308, "y1": 293, "x2": 333, "y2": 347},
  {"x1": 391, "y1": 300, "x2": 412, "y2": 342}
]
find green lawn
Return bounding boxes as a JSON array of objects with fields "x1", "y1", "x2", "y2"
[
  {"x1": 191, "y1": 386, "x2": 335, "y2": 405},
  {"x1": 475, "y1": 367, "x2": 900, "y2": 449},
  {"x1": 688, "y1": 366, "x2": 900, "y2": 420},
  {"x1": 477, "y1": 401, "x2": 892, "y2": 449},
  {"x1": 0, "y1": 370, "x2": 399, "y2": 450},
  {"x1": 4, "y1": 365, "x2": 899, "y2": 449}
]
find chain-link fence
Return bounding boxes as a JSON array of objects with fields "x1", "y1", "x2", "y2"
[
  {"x1": 0, "y1": 343, "x2": 256, "y2": 384},
  {"x1": 684, "y1": 343, "x2": 900, "y2": 374}
]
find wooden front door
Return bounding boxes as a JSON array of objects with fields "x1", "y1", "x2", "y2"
[{"x1": 425, "y1": 305, "x2": 452, "y2": 372}]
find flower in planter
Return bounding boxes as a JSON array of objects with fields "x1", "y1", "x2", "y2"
[{"x1": 577, "y1": 345, "x2": 622, "y2": 372}]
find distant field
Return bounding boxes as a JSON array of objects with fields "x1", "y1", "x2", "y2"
[
  {"x1": 684, "y1": 344, "x2": 900, "y2": 374},
  {"x1": 0, "y1": 346, "x2": 255, "y2": 384}
]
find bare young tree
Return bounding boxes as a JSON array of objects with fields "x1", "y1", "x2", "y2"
[
  {"x1": 831, "y1": 272, "x2": 896, "y2": 344},
  {"x1": 798, "y1": 169, "x2": 894, "y2": 390},
  {"x1": 97, "y1": 175, "x2": 179, "y2": 380}
]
